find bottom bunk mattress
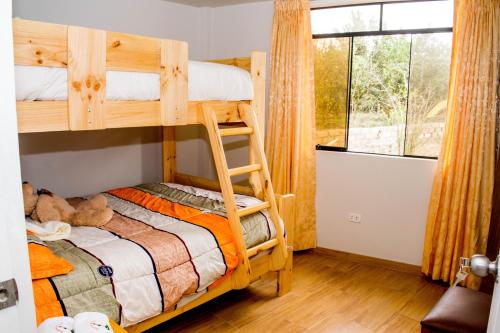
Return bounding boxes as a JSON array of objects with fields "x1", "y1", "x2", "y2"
[{"x1": 31, "y1": 182, "x2": 277, "y2": 327}]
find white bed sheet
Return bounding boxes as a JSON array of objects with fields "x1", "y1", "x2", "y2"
[{"x1": 15, "y1": 61, "x2": 254, "y2": 102}]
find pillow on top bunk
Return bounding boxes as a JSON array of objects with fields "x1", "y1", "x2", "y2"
[{"x1": 27, "y1": 234, "x2": 73, "y2": 280}]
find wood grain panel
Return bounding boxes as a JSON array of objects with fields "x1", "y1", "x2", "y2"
[
  {"x1": 140, "y1": 251, "x2": 446, "y2": 333},
  {"x1": 240, "y1": 105, "x2": 288, "y2": 270},
  {"x1": 250, "y1": 51, "x2": 266, "y2": 138},
  {"x1": 13, "y1": 19, "x2": 68, "y2": 68},
  {"x1": 160, "y1": 40, "x2": 188, "y2": 125},
  {"x1": 313, "y1": 247, "x2": 422, "y2": 275},
  {"x1": 247, "y1": 52, "x2": 267, "y2": 198},
  {"x1": 17, "y1": 101, "x2": 69, "y2": 133},
  {"x1": 67, "y1": 26, "x2": 106, "y2": 130},
  {"x1": 162, "y1": 127, "x2": 176, "y2": 182},
  {"x1": 200, "y1": 106, "x2": 252, "y2": 289},
  {"x1": 106, "y1": 32, "x2": 161, "y2": 72},
  {"x1": 104, "y1": 101, "x2": 161, "y2": 128},
  {"x1": 208, "y1": 57, "x2": 251, "y2": 72},
  {"x1": 187, "y1": 101, "x2": 250, "y2": 124}
]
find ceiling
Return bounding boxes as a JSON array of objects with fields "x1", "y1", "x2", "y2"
[{"x1": 166, "y1": 0, "x2": 271, "y2": 7}]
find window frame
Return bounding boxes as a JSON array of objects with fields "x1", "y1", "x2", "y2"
[{"x1": 312, "y1": 0, "x2": 453, "y2": 160}]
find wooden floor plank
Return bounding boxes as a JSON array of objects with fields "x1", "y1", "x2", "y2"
[
  {"x1": 375, "y1": 314, "x2": 420, "y2": 333},
  {"x1": 147, "y1": 251, "x2": 446, "y2": 333}
]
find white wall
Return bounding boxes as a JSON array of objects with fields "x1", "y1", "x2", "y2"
[
  {"x1": 199, "y1": 1, "x2": 275, "y2": 181},
  {"x1": 18, "y1": 129, "x2": 162, "y2": 197},
  {"x1": 207, "y1": 1, "x2": 274, "y2": 59},
  {"x1": 13, "y1": 0, "x2": 206, "y2": 196},
  {"x1": 317, "y1": 152, "x2": 436, "y2": 265},
  {"x1": 207, "y1": 1, "x2": 437, "y2": 265}
]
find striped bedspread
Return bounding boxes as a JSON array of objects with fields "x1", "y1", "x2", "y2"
[{"x1": 32, "y1": 183, "x2": 276, "y2": 327}]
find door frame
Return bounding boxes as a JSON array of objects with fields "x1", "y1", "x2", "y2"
[{"x1": 0, "y1": 0, "x2": 36, "y2": 331}]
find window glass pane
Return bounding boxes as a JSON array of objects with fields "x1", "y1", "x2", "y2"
[
  {"x1": 405, "y1": 33, "x2": 452, "y2": 157},
  {"x1": 348, "y1": 35, "x2": 411, "y2": 155},
  {"x1": 311, "y1": 5, "x2": 380, "y2": 34},
  {"x1": 382, "y1": 1, "x2": 453, "y2": 30},
  {"x1": 314, "y1": 37, "x2": 350, "y2": 148}
]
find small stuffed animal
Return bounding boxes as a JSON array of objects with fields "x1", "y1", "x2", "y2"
[
  {"x1": 22, "y1": 182, "x2": 38, "y2": 216},
  {"x1": 33, "y1": 189, "x2": 76, "y2": 223},
  {"x1": 69, "y1": 195, "x2": 114, "y2": 227},
  {"x1": 22, "y1": 182, "x2": 113, "y2": 227}
]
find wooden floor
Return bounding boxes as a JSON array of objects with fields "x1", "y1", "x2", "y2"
[{"x1": 148, "y1": 250, "x2": 447, "y2": 333}]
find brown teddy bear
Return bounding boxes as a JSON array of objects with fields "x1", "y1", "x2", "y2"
[
  {"x1": 68, "y1": 196, "x2": 114, "y2": 227},
  {"x1": 22, "y1": 182, "x2": 38, "y2": 216},
  {"x1": 22, "y1": 182, "x2": 114, "y2": 227}
]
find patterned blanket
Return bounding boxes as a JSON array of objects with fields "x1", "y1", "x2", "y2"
[{"x1": 32, "y1": 183, "x2": 276, "y2": 327}]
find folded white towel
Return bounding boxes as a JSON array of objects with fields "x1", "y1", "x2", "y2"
[
  {"x1": 74, "y1": 312, "x2": 114, "y2": 333},
  {"x1": 26, "y1": 219, "x2": 71, "y2": 241},
  {"x1": 37, "y1": 316, "x2": 74, "y2": 333}
]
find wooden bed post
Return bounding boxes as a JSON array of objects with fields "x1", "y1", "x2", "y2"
[
  {"x1": 162, "y1": 127, "x2": 176, "y2": 182},
  {"x1": 277, "y1": 194, "x2": 295, "y2": 296},
  {"x1": 249, "y1": 52, "x2": 267, "y2": 199},
  {"x1": 160, "y1": 39, "x2": 186, "y2": 183},
  {"x1": 67, "y1": 26, "x2": 106, "y2": 130},
  {"x1": 160, "y1": 40, "x2": 188, "y2": 126},
  {"x1": 250, "y1": 51, "x2": 266, "y2": 138}
]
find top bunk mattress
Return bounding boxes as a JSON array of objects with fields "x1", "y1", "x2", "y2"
[{"x1": 15, "y1": 61, "x2": 254, "y2": 102}]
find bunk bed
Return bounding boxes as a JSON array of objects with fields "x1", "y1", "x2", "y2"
[{"x1": 13, "y1": 18, "x2": 294, "y2": 333}]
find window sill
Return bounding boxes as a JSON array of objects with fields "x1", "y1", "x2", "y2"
[{"x1": 316, "y1": 145, "x2": 438, "y2": 160}]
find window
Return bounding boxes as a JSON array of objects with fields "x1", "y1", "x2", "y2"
[{"x1": 312, "y1": 0, "x2": 453, "y2": 158}]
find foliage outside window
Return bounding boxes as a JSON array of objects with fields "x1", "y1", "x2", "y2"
[{"x1": 312, "y1": 0, "x2": 453, "y2": 158}]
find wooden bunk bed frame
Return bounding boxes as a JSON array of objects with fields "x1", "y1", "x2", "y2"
[{"x1": 13, "y1": 19, "x2": 294, "y2": 333}]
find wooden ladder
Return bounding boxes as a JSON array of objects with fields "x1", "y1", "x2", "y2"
[{"x1": 200, "y1": 103, "x2": 288, "y2": 289}]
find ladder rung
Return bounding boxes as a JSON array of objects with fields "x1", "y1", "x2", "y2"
[
  {"x1": 228, "y1": 163, "x2": 262, "y2": 177},
  {"x1": 247, "y1": 239, "x2": 279, "y2": 257},
  {"x1": 238, "y1": 201, "x2": 270, "y2": 217},
  {"x1": 219, "y1": 127, "x2": 253, "y2": 137}
]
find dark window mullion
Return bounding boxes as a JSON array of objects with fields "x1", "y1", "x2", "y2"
[
  {"x1": 379, "y1": 4, "x2": 384, "y2": 31},
  {"x1": 310, "y1": 0, "x2": 452, "y2": 11},
  {"x1": 402, "y1": 34, "x2": 414, "y2": 157},
  {"x1": 312, "y1": 27, "x2": 452, "y2": 39},
  {"x1": 345, "y1": 36, "x2": 354, "y2": 151}
]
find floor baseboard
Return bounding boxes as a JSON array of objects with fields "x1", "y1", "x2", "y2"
[{"x1": 312, "y1": 247, "x2": 422, "y2": 275}]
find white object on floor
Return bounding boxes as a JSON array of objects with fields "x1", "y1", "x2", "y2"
[
  {"x1": 14, "y1": 61, "x2": 253, "y2": 102},
  {"x1": 73, "y1": 312, "x2": 114, "y2": 333},
  {"x1": 37, "y1": 316, "x2": 74, "y2": 333},
  {"x1": 26, "y1": 219, "x2": 71, "y2": 241}
]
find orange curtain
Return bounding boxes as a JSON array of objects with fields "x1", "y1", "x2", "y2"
[
  {"x1": 422, "y1": 0, "x2": 500, "y2": 289},
  {"x1": 266, "y1": 0, "x2": 316, "y2": 250}
]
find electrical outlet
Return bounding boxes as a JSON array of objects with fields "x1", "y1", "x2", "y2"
[{"x1": 348, "y1": 213, "x2": 361, "y2": 223}]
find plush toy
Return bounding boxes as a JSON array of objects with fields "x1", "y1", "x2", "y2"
[
  {"x1": 69, "y1": 195, "x2": 114, "y2": 227},
  {"x1": 22, "y1": 182, "x2": 38, "y2": 216},
  {"x1": 32, "y1": 189, "x2": 76, "y2": 223},
  {"x1": 22, "y1": 182, "x2": 113, "y2": 227}
]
